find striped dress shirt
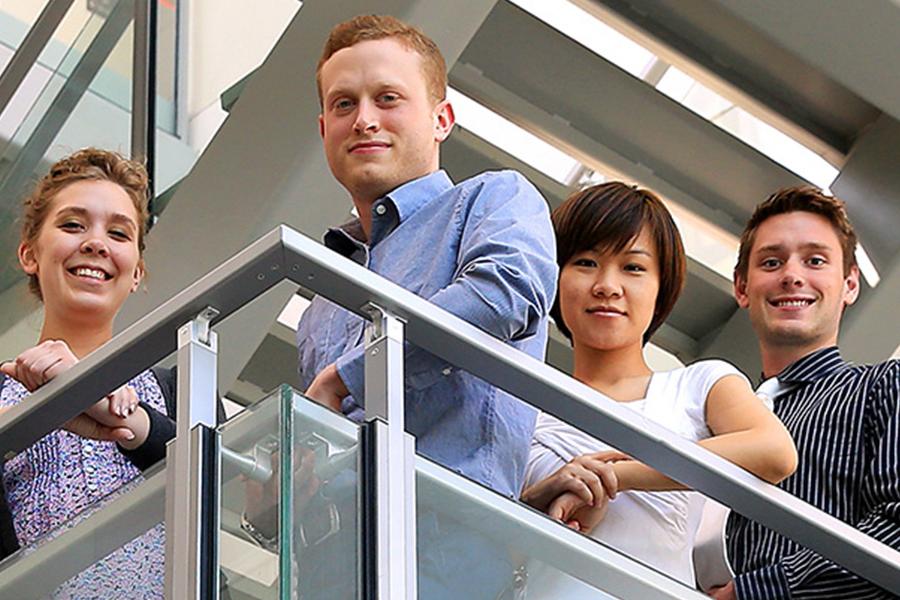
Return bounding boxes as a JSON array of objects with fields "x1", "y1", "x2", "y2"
[{"x1": 726, "y1": 346, "x2": 900, "y2": 599}]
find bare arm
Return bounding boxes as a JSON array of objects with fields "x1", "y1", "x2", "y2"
[{"x1": 614, "y1": 375, "x2": 797, "y2": 492}]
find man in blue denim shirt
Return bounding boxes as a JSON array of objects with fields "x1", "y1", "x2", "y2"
[
  {"x1": 299, "y1": 15, "x2": 557, "y2": 502},
  {"x1": 294, "y1": 15, "x2": 556, "y2": 599}
]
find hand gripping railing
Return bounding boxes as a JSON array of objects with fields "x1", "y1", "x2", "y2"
[{"x1": 0, "y1": 225, "x2": 898, "y2": 597}]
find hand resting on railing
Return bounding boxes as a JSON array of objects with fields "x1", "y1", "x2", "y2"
[{"x1": 1, "y1": 340, "x2": 146, "y2": 444}]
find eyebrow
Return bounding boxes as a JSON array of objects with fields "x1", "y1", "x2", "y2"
[
  {"x1": 755, "y1": 242, "x2": 833, "y2": 254},
  {"x1": 587, "y1": 245, "x2": 654, "y2": 258}
]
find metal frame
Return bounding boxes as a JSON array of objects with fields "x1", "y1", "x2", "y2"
[
  {"x1": 0, "y1": 0, "x2": 75, "y2": 119},
  {"x1": 0, "y1": 225, "x2": 898, "y2": 594},
  {"x1": 165, "y1": 309, "x2": 221, "y2": 599},
  {"x1": 360, "y1": 306, "x2": 417, "y2": 599},
  {"x1": 131, "y1": 0, "x2": 157, "y2": 203},
  {"x1": 0, "y1": 0, "x2": 135, "y2": 204}
]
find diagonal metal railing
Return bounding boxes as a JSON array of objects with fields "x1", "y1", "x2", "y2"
[{"x1": 0, "y1": 225, "x2": 897, "y2": 595}]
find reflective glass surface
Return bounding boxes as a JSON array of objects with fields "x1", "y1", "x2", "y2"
[{"x1": 218, "y1": 385, "x2": 360, "y2": 600}]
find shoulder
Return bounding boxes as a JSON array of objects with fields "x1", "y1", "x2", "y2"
[
  {"x1": 458, "y1": 170, "x2": 545, "y2": 207},
  {"x1": 664, "y1": 359, "x2": 748, "y2": 388},
  {"x1": 858, "y1": 357, "x2": 900, "y2": 401}
]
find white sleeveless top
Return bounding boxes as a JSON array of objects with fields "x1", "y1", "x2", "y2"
[{"x1": 523, "y1": 360, "x2": 748, "y2": 595}]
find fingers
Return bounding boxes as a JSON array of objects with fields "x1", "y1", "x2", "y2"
[
  {"x1": 548, "y1": 492, "x2": 584, "y2": 523},
  {"x1": 589, "y1": 450, "x2": 631, "y2": 463},
  {"x1": 3, "y1": 341, "x2": 78, "y2": 391},
  {"x1": 583, "y1": 458, "x2": 618, "y2": 500},
  {"x1": 107, "y1": 386, "x2": 139, "y2": 417},
  {"x1": 64, "y1": 414, "x2": 135, "y2": 442}
]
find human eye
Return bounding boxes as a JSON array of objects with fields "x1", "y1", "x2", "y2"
[
  {"x1": 807, "y1": 255, "x2": 828, "y2": 267},
  {"x1": 59, "y1": 219, "x2": 83, "y2": 232},
  {"x1": 624, "y1": 262, "x2": 647, "y2": 273},
  {"x1": 759, "y1": 257, "x2": 781, "y2": 270},
  {"x1": 571, "y1": 257, "x2": 597, "y2": 268},
  {"x1": 332, "y1": 97, "x2": 355, "y2": 112},
  {"x1": 377, "y1": 92, "x2": 400, "y2": 104},
  {"x1": 109, "y1": 228, "x2": 132, "y2": 241}
]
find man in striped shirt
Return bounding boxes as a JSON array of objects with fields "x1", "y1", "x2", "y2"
[{"x1": 715, "y1": 187, "x2": 900, "y2": 599}]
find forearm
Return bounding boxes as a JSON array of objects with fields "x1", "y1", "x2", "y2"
[
  {"x1": 697, "y1": 426, "x2": 796, "y2": 484},
  {"x1": 613, "y1": 427, "x2": 795, "y2": 493},
  {"x1": 612, "y1": 460, "x2": 684, "y2": 492}
]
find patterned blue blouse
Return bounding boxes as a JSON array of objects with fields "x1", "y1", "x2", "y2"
[{"x1": 0, "y1": 370, "x2": 167, "y2": 598}]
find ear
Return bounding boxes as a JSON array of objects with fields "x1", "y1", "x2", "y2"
[
  {"x1": 318, "y1": 113, "x2": 326, "y2": 140},
  {"x1": 433, "y1": 99, "x2": 455, "y2": 143},
  {"x1": 733, "y1": 272, "x2": 750, "y2": 309},
  {"x1": 842, "y1": 265, "x2": 860, "y2": 307},
  {"x1": 131, "y1": 259, "x2": 145, "y2": 293},
  {"x1": 17, "y1": 241, "x2": 38, "y2": 276}
]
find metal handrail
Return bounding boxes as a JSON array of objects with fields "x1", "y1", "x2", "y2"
[
  {"x1": 0, "y1": 0, "x2": 75, "y2": 119},
  {"x1": 0, "y1": 224, "x2": 897, "y2": 593}
]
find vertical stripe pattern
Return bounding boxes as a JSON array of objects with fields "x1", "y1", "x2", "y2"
[{"x1": 726, "y1": 346, "x2": 900, "y2": 599}]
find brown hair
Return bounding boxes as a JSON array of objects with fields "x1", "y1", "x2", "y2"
[
  {"x1": 316, "y1": 14, "x2": 447, "y2": 106},
  {"x1": 735, "y1": 186, "x2": 858, "y2": 281},
  {"x1": 551, "y1": 182, "x2": 686, "y2": 345},
  {"x1": 20, "y1": 147, "x2": 149, "y2": 299}
]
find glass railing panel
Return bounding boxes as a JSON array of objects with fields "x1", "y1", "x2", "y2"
[
  {"x1": 0, "y1": 466, "x2": 166, "y2": 599},
  {"x1": 218, "y1": 385, "x2": 360, "y2": 600},
  {"x1": 0, "y1": 0, "x2": 132, "y2": 201},
  {"x1": 415, "y1": 457, "x2": 704, "y2": 600},
  {"x1": 155, "y1": 0, "x2": 177, "y2": 134}
]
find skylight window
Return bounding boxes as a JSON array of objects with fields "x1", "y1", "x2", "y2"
[
  {"x1": 448, "y1": 88, "x2": 740, "y2": 280},
  {"x1": 509, "y1": 0, "x2": 655, "y2": 78},
  {"x1": 855, "y1": 244, "x2": 881, "y2": 288},
  {"x1": 448, "y1": 87, "x2": 580, "y2": 184},
  {"x1": 657, "y1": 67, "x2": 839, "y2": 189},
  {"x1": 510, "y1": 0, "x2": 842, "y2": 190},
  {"x1": 277, "y1": 294, "x2": 311, "y2": 330}
]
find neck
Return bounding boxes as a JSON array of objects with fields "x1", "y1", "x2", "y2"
[
  {"x1": 352, "y1": 199, "x2": 374, "y2": 240},
  {"x1": 572, "y1": 341, "x2": 652, "y2": 395},
  {"x1": 39, "y1": 311, "x2": 113, "y2": 358},
  {"x1": 758, "y1": 337, "x2": 837, "y2": 378}
]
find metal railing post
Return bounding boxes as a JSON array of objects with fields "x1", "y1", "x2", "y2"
[
  {"x1": 0, "y1": 0, "x2": 75, "y2": 120},
  {"x1": 131, "y1": 0, "x2": 157, "y2": 205},
  {"x1": 165, "y1": 307, "x2": 221, "y2": 600},
  {"x1": 360, "y1": 304, "x2": 417, "y2": 599}
]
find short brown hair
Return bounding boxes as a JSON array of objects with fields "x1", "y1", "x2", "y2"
[
  {"x1": 316, "y1": 15, "x2": 447, "y2": 106},
  {"x1": 735, "y1": 186, "x2": 858, "y2": 281},
  {"x1": 20, "y1": 147, "x2": 150, "y2": 299},
  {"x1": 551, "y1": 182, "x2": 686, "y2": 345}
]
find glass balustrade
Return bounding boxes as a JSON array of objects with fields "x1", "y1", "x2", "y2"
[
  {"x1": 0, "y1": 225, "x2": 895, "y2": 599},
  {"x1": 218, "y1": 385, "x2": 361, "y2": 600}
]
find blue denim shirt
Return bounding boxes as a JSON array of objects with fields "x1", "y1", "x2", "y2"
[{"x1": 296, "y1": 170, "x2": 557, "y2": 497}]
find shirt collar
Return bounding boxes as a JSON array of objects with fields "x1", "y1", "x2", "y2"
[
  {"x1": 323, "y1": 218, "x2": 367, "y2": 260},
  {"x1": 324, "y1": 170, "x2": 454, "y2": 254},
  {"x1": 384, "y1": 170, "x2": 453, "y2": 224},
  {"x1": 772, "y1": 346, "x2": 847, "y2": 386}
]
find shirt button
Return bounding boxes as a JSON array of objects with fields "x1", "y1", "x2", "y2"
[{"x1": 375, "y1": 204, "x2": 387, "y2": 215}]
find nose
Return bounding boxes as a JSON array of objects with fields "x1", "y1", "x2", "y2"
[
  {"x1": 779, "y1": 258, "x2": 805, "y2": 288},
  {"x1": 591, "y1": 270, "x2": 622, "y2": 298},
  {"x1": 80, "y1": 236, "x2": 109, "y2": 257},
  {"x1": 353, "y1": 99, "x2": 380, "y2": 134}
]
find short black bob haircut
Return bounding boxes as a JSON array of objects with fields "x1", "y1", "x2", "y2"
[{"x1": 551, "y1": 181, "x2": 686, "y2": 345}]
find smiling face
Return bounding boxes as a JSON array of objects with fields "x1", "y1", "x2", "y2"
[
  {"x1": 734, "y1": 211, "x2": 859, "y2": 354},
  {"x1": 559, "y1": 227, "x2": 660, "y2": 354},
  {"x1": 317, "y1": 38, "x2": 454, "y2": 208},
  {"x1": 18, "y1": 179, "x2": 144, "y2": 326}
]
